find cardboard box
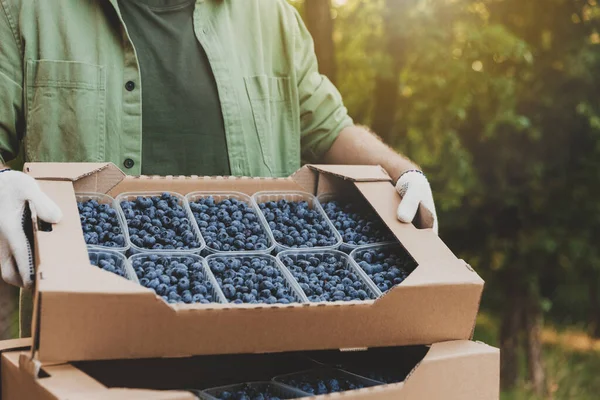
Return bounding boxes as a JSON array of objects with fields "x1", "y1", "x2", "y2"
[
  {"x1": 26, "y1": 163, "x2": 484, "y2": 362},
  {"x1": 1, "y1": 340, "x2": 500, "y2": 400}
]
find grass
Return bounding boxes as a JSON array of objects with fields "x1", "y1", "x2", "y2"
[{"x1": 474, "y1": 313, "x2": 600, "y2": 400}]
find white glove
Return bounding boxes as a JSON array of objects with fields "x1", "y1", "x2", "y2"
[
  {"x1": 0, "y1": 170, "x2": 62, "y2": 288},
  {"x1": 396, "y1": 170, "x2": 439, "y2": 235}
]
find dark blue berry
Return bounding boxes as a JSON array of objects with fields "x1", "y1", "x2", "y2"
[
  {"x1": 78, "y1": 198, "x2": 125, "y2": 248},
  {"x1": 189, "y1": 195, "x2": 270, "y2": 252},
  {"x1": 279, "y1": 252, "x2": 373, "y2": 302},
  {"x1": 208, "y1": 256, "x2": 299, "y2": 304},
  {"x1": 258, "y1": 198, "x2": 338, "y2": 248},
  {"x1": 278, "y1": 370, "x2": 370, "y2": 395},
  {"x1": 120, "y1": 193, "x2": 200, "y2": 251},
  {"x1": 353, "y1": 244, "x2": 417, "y2": 293},
  {"x1": 132, "y1": 255, "x2": 217, "y2": 304}
]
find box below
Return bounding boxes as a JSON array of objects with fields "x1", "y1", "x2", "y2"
[{"x1": 0, "y1": 340, "x2": 499, "y2": 400}]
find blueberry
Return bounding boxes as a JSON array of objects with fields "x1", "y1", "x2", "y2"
[
  {"x1": 280, "y1": 371, "x2": 369, "y2": 394},
  {"x1": 78, "y1": 199, "x2": 124, "y2": 248},
  {"x1": 121, "y1": 193, "x2": 199, "y2": 250},
  {"x1": 190, "y1": 196, "x2": 270, "y2": 252},
  {"x1": 258, "y1": 199, "x2": 337, "y2": 248},
  {"x1": 209, "y1": 256, "x2": 298, "y2": 304},
  {"x1": 354, "y1": 245, "x2": 417, "y2": 293},
  {"x1": 323, "y1": 199, "x2": 395, "y2": 246},
  {"x1": 132, "y1": 255, "x2": 216, "y2": 304},
  {"x1": 280, "y1": 253, "x2": 373, "y2": 302}
]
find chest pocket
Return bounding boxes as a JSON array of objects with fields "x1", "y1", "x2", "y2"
[
  {"x1": 25, "y1": 60, "x2": 106, "y2": 162},
  {"x1": 244, "y1": 75, "x2": 298, "y2": 177}
]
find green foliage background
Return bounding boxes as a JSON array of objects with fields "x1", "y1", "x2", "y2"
[
  {"x1": 292, "y1": 0, "x2": 600, "y2": 328},
  {"x1": 292, "y1": 0, "x2": 600, "y2": 396}
]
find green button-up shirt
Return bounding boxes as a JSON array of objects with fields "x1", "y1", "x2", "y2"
[{"x1": 0, "y1": 0, "x2": 353, "y2": 176}]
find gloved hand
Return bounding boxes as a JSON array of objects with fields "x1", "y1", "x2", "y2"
[
  {"x1": 0, "y1": 169, "x2": 62, "y2": 288},
  {"x1": 396, "y1": 169, "x2": 439, "y2": 235}
]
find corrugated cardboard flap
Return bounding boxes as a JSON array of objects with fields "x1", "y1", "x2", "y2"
[
  {"x1": 25, "y1": 162, "x2": 125, "y2": 194},
  {"x1": 0, "y1": 338, "x2": 31, "y2": 353},
  {"x1": 307, "y1": 165, "x2": 391, "y2": 182},
  {"x1": 398, "y1": 340, "x2": 499, "y2": 400}
]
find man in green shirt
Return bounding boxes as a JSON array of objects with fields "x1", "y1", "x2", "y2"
[{"x1": 0, "y1": 0, "x2": 438, "y2": 290}]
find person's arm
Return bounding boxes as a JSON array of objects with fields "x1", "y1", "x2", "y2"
[
  {"x1": 324, "y1": 125, "x2": 439, "y2": 234},
  {"x1": 322, "y1": 125, "x2": 417, "y2": 182},
  {"x1": 284, "y1": 2, "x2": 437, "y2": 233}
]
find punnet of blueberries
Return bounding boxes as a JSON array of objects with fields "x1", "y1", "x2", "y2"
[
  {"x1": 188, "y1": 194, "x2": 271, "y2": 252},
  {"x1": 275, "y1": 369, "x2": 376, "y2": 395},
  {"x1": 321, "y1": 197, "x2": 395, "y2": 247},
  {"x1": 278, "y1": 251, "x2": 375, "y2": 302},
  {"x1": 205, "y1": 382, "x2": 301, "y2": 400},
  {"x1": 353, "y1": 370, "x2": 405, "y2": 384},
  {"x1": 131, "y1": 254, "x2": 218, "y2": 304},
  {"x1": 351, "y1": 244, "x2": 417, "y2": 293},
  {"x1": 119, "y1": 192, "x2": 202, "y2": 251},
  {"x1": 207, "y1": 255, "x2": 302, "y2": 304},
  {"x1": 256, "y1": 196, "x2": 339, "y2": 249},
  {"x1": 77, "y1": 196, "x2": 126, "y2": 248},
  {"x1": 87, "y1": 249, "x2": 130, "y2": 279}
]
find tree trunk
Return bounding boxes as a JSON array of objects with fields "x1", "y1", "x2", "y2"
[
  {"x1": 500, "y1": 289, "x2": 522, "y2": 390},
  {"x1": 523, "y1": 289, "x2": 546, "y2": 396},
  {"x1": 589, "y1": 273, "x2": 600, "y2": 338},
  {"x1": 0, "y1": 279, "x2": 17, "y2": 340},
  {"x1": 371, "y1": 0, "x2": 413, "y2": 144},
  {"x1": 304, "y1": 0, "x2": 336, "y2": 83}
]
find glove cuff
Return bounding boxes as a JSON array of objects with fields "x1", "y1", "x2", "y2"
[{"x1": 396, "y1": 169, "x2": 426, "y2": 183}]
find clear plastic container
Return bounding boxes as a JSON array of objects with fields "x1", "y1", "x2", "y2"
[
  {"x1": 76, "y1": 192, "x2": 130, "y2": 252},
  {"x1": 128, "y1": 253, "x2": 224, "y2": 304},
  {"x1": 272, "y1": 367, "x2": 382, "y2": 395},
  {"x1": 317, "y1": 192, "x2": 396, "y2": 253},
  {"x1": 115, "y1": 191, "x2": 205, "y2": 254},
  {"x1": 200, "y1": 382, "x2": 308, "y2": 400},
  {"x1": 87, "y1": 247, "x2": 138, "y2": 283},
  {"x1": 349, "y1": 242, "x2": 418, "y2": 296},
  {"x1": 276, "y1": 249, "x2": 379, "y2": 302},
  {"x1": 186, "y1": 191, "x2": 275, "y2": 254},
  {"x1": 205, "y1": 253, "x2": 308, "y2": 304},
  {"x1": 252, "y1": 191, "x2": 342, "y2": 252}
]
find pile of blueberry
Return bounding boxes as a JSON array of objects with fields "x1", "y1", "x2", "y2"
[
  {"x1": 208, "y1": 257, "x2": 299, "y2": 304},
  {"x1": 343, "y1": 369, "x2": 405, "y2": 384},
  {"x1": 189, "y1": 196, "x2": 270, "y2": 252},
  {"x1": 78, "y1": 199, "x2": 126, "y2": 248},
  {"x1": 322, "y1": 199, "x2": 395, "y2": 246},
  {"x1": 279, "y1": 253, "x2": 373, "y2": 302},
  {"x1": 132, "y1": 255, "x2": 216, "y2": 304},
  {"x1": 257, "y1": 199, "x2": 338, "y2": 248},
  {"x1": 277, "y1": 371, "x2": 369, "y2": 395},
  {"x1": 120, "y1": 193, "x2": 200, "y2": 251},
  {"x1": 209, "y1": 384, "x2": 286, "y2": 400},
  {"x1": 353, "y1": 246, "x2": 416, "y2": 293},
  {"x1": 88, "y1": 252, "x2": 128, "y2": 278}
]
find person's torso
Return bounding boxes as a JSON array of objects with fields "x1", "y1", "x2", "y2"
[{"x1": 16, "y1": 0, "x2": 301, "y2": 177}]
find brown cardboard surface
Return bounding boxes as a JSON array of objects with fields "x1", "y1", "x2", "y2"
[
  {"x1": 28, "y1": 163, "x2": 484, "y2": 362},
  {"x1": 307, "y1": 165, "x2": 391, "y2": 182},
  {"x1": 0, "y1": 341, "x2": 499, "y2": 400},
  {"x1": 1, "y1": 352, "x2": 196, "y2": 400}
]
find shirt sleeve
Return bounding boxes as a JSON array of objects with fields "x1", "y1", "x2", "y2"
[
  {"x1": 0, "y1": 4, "x2": 24, "y2": 165},
  {"x1": 288, "y1": 5, "x2": 354, "y2": 163}
]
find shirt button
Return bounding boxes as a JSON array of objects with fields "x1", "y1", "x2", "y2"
[
  {"x1": 125, "y1": 81, "x2": 135, "y2": 91},
  {"x1": 123, "y1": 158, "x2": 135, "y2": 169}
]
